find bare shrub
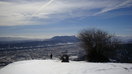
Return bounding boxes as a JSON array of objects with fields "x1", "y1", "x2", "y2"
[{"x1": 78, "y1": 29, "x2": 121, "y2": 62}]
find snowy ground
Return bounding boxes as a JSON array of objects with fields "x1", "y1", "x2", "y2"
[{"x1": 0, "y1": 60, "x2": 132, "y2": 74}]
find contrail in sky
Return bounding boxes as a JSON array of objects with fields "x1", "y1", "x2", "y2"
[
  {"x1": 94, "y1": 0, "x2": 131, "y2": 15},
  {"x1": 32, "y1": 0, "x2": 55, "y2": 17}
]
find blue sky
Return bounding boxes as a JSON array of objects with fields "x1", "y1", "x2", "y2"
[{"x1": 0, "y1": 0, "x2": 132, "y2": 39}]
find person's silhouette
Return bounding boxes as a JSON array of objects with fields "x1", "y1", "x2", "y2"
[{"x1": 50, "y1": 53, "x2": 53, "y2": 59}]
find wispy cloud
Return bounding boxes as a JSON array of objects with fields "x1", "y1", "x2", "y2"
[
  {"x1": 94, "y1": 0, "x2": 132, "y2": 15},
  {"x1": 0, "y1": 0, "x2": 132, "y2": 26}
]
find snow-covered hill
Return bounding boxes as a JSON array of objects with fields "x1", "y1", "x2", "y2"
[{"x1": 0, "y1": 60, "x2": 132, "y2": 74}]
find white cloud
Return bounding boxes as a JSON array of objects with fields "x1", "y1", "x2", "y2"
[{"x1": 0, "y1": 0, "x2": 132, "y2": 26}]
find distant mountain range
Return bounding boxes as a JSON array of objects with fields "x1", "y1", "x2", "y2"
[
  {"x1": 50, "y1": 36, "x2": 79, "y2": 43},
  {"x1": 0, "y1": 35, "x2": 131, "y2": 44},
  {"x1": 0, "y1": 36, "x2": 79, "y2": 43},
  {"x1": 0, "y1": 36, "x2": 80, "y2": 48}
]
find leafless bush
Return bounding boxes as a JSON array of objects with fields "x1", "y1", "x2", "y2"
[{"x1": 78, "y1": 29, "x2": 121, "y2": 62}]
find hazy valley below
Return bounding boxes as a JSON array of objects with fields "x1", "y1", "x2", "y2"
[{"x1": 0, "y1": 36, "x2": 84, "y2": 68}]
